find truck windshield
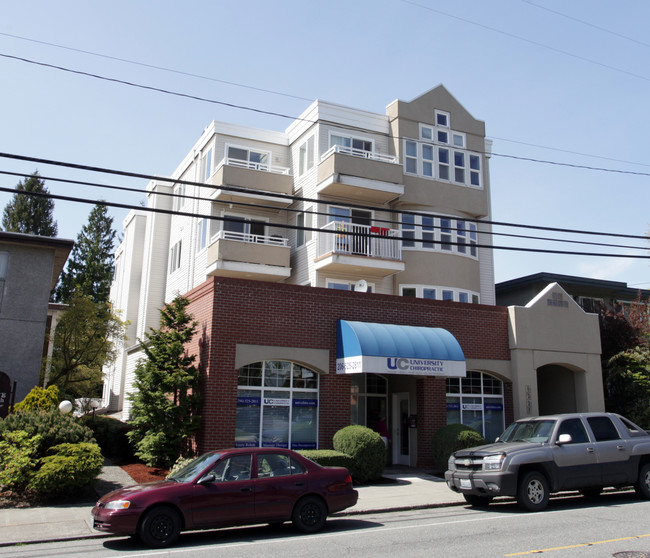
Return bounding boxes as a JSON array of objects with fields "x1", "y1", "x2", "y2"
[{"x1": 500, "y1": 420, "x2": 556, "y2": 444}]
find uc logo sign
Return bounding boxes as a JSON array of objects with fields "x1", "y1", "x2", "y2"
[{"x1": 387, "y1": 358, "x2": 410, "y2": 371}]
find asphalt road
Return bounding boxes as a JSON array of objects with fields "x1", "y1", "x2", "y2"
[{"x1": 5, "y1": 490, "x2": 650, "y2": 558}]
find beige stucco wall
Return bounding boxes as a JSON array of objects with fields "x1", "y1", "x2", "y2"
[{"x1": 507, "y1": 283, "x2": 604, "y2": 418}]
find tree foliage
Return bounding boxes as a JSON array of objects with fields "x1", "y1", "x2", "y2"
[
  {"x1": 605, "y1": 347, "x2": 650, "y2": 428},
  {"x1": 128, "y1": 295, "x2": 201, "y2": 467},
  {"x1": 47, "y1": 295, "x2": 126, "y2": 401},
  {"x1": 54, "y1": 204, "x2": 116, "y2": 304},
  {"x1": 1, "y1": 172, "x2": 57, "y2": 236}
]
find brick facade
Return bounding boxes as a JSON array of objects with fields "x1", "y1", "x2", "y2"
[{"x1": 184, "y1": 276, "x2": 511, "y2": 468}]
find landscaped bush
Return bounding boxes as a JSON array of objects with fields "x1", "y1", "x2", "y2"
[
  {"x1": 333, "y1": 425, "x2": 386, "y2": 483},
  {"x1": 29, "y1": 442, "x2": 103, "y2": 497},
  {"x1": 80, "y1": 415, "x2": 134, "y2": 461},
  {"x1": 0, "y1": 430, "x2": 41, "y2": 490},
  {"x1": 0, "y1": 408, "x2": 95, "y2": 458},
  {"x1": 298, "y1": 449, "x2": 355, "y2": 470},
  {"x1": 432, "y1": 424, "x2": 485, "y2": 472},
  {"x1": 12, "y1": 385, "x2": 60, "y2": 412}
]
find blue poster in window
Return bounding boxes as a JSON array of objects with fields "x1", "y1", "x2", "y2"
[
  {"x1": 237, "y1": 396, "x2": 261, "y2": 406},
  {"x1": 485, "y1": 403, "x2": 503, "y2": 411},
  {"x1": 293, "y1": 399, "x2": 318, "y2": 407},
  {"x1": 292, "y1": 442, "x2": 317, "y2": 450},
  {"x1": 446, "y1": 402, "x2": 460, "y2": 410}
]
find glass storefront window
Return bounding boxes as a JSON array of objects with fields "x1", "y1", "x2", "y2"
[
  {"x1": 235, "y1": 361, "x2": 319, "y2": 450},
  {"x1": 446, "y1": 371, "x2": 505, "y2": 441}
]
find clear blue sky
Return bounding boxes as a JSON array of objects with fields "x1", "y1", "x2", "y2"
[{"x1": 1, "y1": 0, "x2": 648, "y2": 288}]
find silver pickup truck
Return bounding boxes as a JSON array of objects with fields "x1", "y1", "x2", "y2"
[{"x1": 445, "y1": 412, "x2": 650, "y2": 511}]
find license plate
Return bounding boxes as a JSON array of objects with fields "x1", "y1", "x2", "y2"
[{"x1": 459, "y1": 478, "x2": 472, "y2": 489}]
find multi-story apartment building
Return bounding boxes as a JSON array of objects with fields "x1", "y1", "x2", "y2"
[{"x1": 104, "y1": 86, "x2": 604, "y2": 467}]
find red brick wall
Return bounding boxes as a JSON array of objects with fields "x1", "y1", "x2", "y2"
[{"x1": 184, "y1": 277, "x2": 511, "y2": 467}]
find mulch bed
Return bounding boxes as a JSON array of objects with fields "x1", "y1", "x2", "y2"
[{"x1": 119, "y1": 462, "x2": 169, "y2": 484}]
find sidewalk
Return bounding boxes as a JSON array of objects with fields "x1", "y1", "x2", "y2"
[{"x1": 0, "y1": 462, "x2": 466, "y2": 547}]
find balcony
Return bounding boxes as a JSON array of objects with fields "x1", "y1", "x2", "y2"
[
  {"x1": 206, "y1": 230, "x2": 291, "y2": 281},
  {"x1": 208, "y1": 158, "x2": 293, "y2": 208},
  {"x1": 315, "y1": 221, "x2": 405, "y2": 277},
  {"x1": 317, "y1": 146, "x2": 404, "y2": 204}
]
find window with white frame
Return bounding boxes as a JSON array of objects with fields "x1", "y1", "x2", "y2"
[
  {"x1": 330, "y1": 133, "x2": 373, "y2": 156},
  {"x1": 196, "y1": 218, "x2": 209, "y2": 252},
  {"x1": 202, "y1": 148, "x2": 213, "y2": 181},
  {"x1": 446, "y1": 371, "x2": 504, "y2": 442},
  {"x1": 400, "y1": 214, "x2": 478, "y2": 257},
  {"x1": 296, "y1": 211, "x2": 312, "y2": 247},
  {"x1": 401, "y1": 284, "x2": 479, "y2": 304},
  {"x1": 169, "y1": 240, "x2": 182, "y2": 274},
  {"x1": 299, "y1": 136, "x2": 315, "y2": 175},
  {"x1": 327, "y1": 279, "x2": 373, "y2": 293},
  {"x1": 227, "y1": 145, "x2": 270, "y2": 170},
  {"x1": 435, "y1": 110, "x2": 450, "y2": 128},
  {"x1": 222, "y1": 214, "x2": 266, "y2": 241},
  {"x1": 403, "y1": 122, "x2": 481, "y2": 187},
  {"x1": 235, "y1": 360, "x2": 319, "y2": 449},
  {"x1": 173, "y1": 184, "x2": 185, "y2": 212}
]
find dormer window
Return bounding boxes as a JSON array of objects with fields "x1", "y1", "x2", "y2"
[{"x1": 435, "y1": 110, "x2": 450, "y2": 128}]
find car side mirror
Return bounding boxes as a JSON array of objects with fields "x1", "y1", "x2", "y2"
[
  {"x1": 556, "y1": 434, "x2": 572, "y2": 445},
  {"x1": 197, "y1": 473, "x2": 216, "y2": 485}
]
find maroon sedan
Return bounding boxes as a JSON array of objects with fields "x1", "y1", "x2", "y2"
[{"x1": 92, "y1": 448, "x2": 358, "y2": 548}]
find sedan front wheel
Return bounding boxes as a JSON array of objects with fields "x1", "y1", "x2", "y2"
[{"x1": 138, "y1": 505, "x2": 182, "y2": 548}]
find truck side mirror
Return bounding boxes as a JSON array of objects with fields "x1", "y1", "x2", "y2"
[{"x1": 556, "y1": 434, "x2": 572, "y2": 445}]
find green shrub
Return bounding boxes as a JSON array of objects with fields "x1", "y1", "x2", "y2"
[
  {"x1": 0, "y1": 430, "x2": 41, "y2": 490},
  {"x1": 0, "y1": 409, "x2": 95, "y2": 458},
  {"x1": 333, "y1": 425, "x2": 386, "y2": 483},
  {"x1": 29, "y1": 442, "x2": 103, "y2": 497},
  {"x1": 298, "y1": 449, "x2": 355, "y2": 470},
  {"x1": 432, "y1": 424, "x2": 485, "y2": 472},
  {"x1": 13, "y1": 386, "x2": 60, "y2": 413},
  {"x1": 79, "y1": 415, "x2": 133, "y2": 461}
]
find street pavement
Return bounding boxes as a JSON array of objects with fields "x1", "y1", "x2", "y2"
[{"x1": 0, "y1": 461, "x2": 466, "y2": 547}]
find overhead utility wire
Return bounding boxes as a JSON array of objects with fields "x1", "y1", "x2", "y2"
[
  {"x1": 400, "y1": 0, "x2": 650, "y2": 83},
  {"x1": 0, "y1": 183, "x2": 646, "y2": 260},
  {"x1": 1, "y1": 152, "x2": 648, "y2": 247},
  {"x1": 0, "y1": 31, "x2": 314, "y2": 102},
  {"x1": 2, "y1": 168, "x2": 645, "y2": 254},
  {"x1": 2, "y1": 52, "x2": 649, "y2": 178},
  {"x1": 3, "y1": 33, "x2": 647, "y2": 171}
]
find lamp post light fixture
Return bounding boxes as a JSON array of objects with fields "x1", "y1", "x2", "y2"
[
  {"x1": 90, "y1": 399, "x2": 99, "y2": 421},
  {"x1": 58, "y1": 400, "x2": 73, "y2": 414}
]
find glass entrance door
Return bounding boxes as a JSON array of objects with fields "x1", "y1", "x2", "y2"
[{"x1": 391, "y1": 392, "x2": 410, "y2": 466}]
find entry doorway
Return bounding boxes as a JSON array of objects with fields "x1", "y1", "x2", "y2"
[{"x1": 391, "y1": 392, "x2": 410, "y2": 466}]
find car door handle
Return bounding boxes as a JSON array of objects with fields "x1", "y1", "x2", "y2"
[
  {"x1": 240, "y1": 487, "x2": 252, "y2": 492},
  {"x1": 617, "y1": 445, "x2": 626, "y2": 451},
  {"x1": 294, "y1": 482, "x2": 305, "y2": 487},
  {"x1": 587, "y1": 447, "x2": 595, "y2": 453}
]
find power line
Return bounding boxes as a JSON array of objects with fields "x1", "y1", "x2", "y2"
[
  {"x1": 2, "y1": 32, "x2": 647, "y2": 172},
  {"x1": 1, "y1": 182, "x2": 647, "y2": 260},
  {"x1": 2, "y1": 52, "x2": 650, "y2": 178},
  {"x1": 1, "y1": 168, "x2": 646, "y2": 254},
  {"x1": 400, "y1": 0, "x2": 650, "y2": 83}
]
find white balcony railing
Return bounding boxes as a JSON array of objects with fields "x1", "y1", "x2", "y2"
[
  {"x1": 320, "y1": 145, "x2": 399, "y2": 164},
  {"x1": 222, "y1": 157, "x2": 291, "y2": 175},
  {"x1": 214, "y1": 229, "x2": 289, "y2": 246},
  {"x1": 318, "y1": 221, "x2": 402, "y2": 260}
]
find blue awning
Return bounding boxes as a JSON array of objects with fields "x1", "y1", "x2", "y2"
[{"x1": 336, "y1": 320, "x2": 466, "y2": 377}]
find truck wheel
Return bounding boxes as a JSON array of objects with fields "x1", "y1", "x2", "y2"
[
  {"x1": 464, "y1": 494, "x2": 493, "y2": 507},
  {"x1": 517, "y1": 471, "x2": 549, "y2": 512},
  {"x1": 634, "y1": 463, "x2": 650, "y2": 499}
]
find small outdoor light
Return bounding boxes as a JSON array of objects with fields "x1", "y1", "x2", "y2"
[{"x1": 59, "y1": 400, "x2": 73, "y2": 414}]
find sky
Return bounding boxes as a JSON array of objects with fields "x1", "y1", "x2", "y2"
[{"x1": 0, "y1": 0, "x2": 648, "y2": 288}]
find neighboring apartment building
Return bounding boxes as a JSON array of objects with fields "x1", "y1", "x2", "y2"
[
  {"x1": 0, "y1": 231, "x2": 73, "y2": 415},
  {"x1": 104, "y1": 86, "x2": 604, "y2": 467}
]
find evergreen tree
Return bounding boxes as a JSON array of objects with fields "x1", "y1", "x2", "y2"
[
  {"x1": 128, "y1": 296, "x2": 201, "y2": 467},
  {"x1": 55, "y1": 204, "x2": 116, "y2": 303},
  {"x1": 1, "y1": 172, "x2": 58, "y2": 236}
]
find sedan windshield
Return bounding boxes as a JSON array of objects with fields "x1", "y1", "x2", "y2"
[
  {"x1": 499, "y1": 420, "x2": 556, "y2": 444},
  {"x1": 168, "y1": 452, "x2": 222, "y2": 483}
]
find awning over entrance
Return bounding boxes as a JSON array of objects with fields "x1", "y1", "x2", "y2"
[{"x1": 336, "y1": 320, "x2": 466, "y2": 377}]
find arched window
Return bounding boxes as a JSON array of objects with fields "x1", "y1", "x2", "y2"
[
  {"x1": 446, "y1": 371, "x2": 504, "y2": 443},
  {"x1": 235, "y1": 361, "x2": 319, "y2": 449}
]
